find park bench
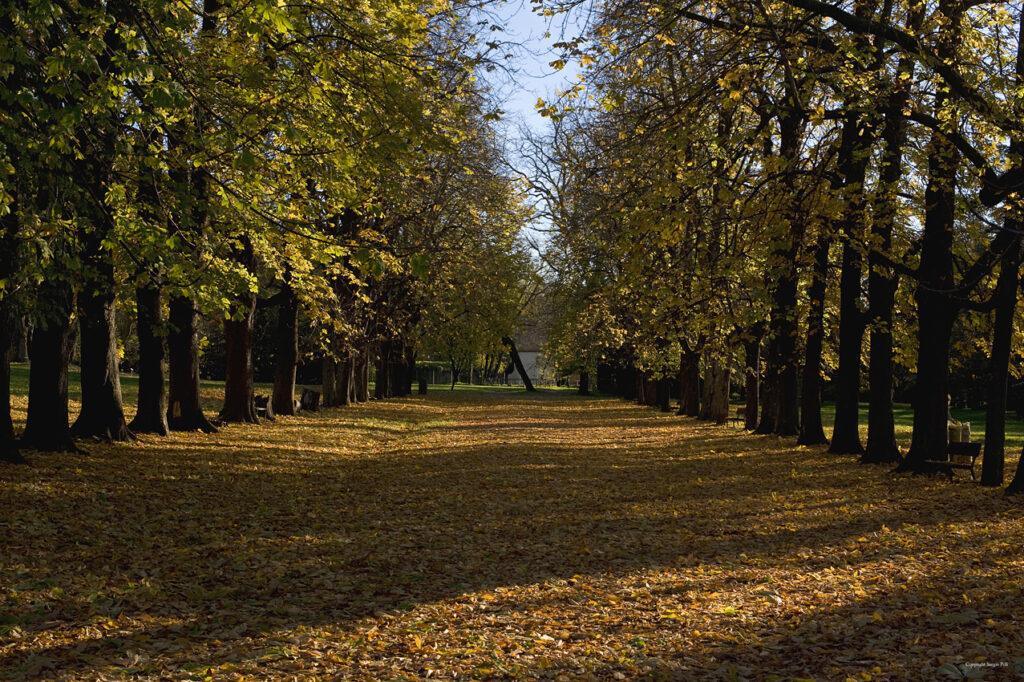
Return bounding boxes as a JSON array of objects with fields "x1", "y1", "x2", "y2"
[
  {"x1": 729, "y1": 407, "x2": 746, "y2": 428},
  {"x1": 254, "y1": 394, "x2": 275, "y2": 421},
  {"x1": 922, "y1": 442, "x2": 982, "y2": 481}
]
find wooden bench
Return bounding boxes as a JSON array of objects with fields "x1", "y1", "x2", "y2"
[
  {"x1": 729, "y1": 407, "x2": 746, "y2": 428},
  {"x1": 254, "y1": 394, "x2": 275, "y2": 421},
  {"x1": 923, "y1": 442, "x2": 982, "y2": 481}
]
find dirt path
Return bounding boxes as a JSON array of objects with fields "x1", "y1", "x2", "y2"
[{"x1": 1, "y1": 389, "x2": 1021, "y2": 680}]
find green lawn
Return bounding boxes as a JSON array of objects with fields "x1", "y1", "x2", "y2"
[
  {"x1": 813, "y1": 401, "x2": 1024, "y2": 450},
  {"x1": 6, "y1": 363, "x2": 267, "y2": 421},
  {"x1": 9, "y1": 362, "x2": 254, "y2": 401},
  {"x1": 10, "y1": 362, "x2": 1021, "y2": 448},
  {"x1": 430, "y1": 382, "x2": 576, "y2": 394},
  {"x1": 5, "y1": 363, "x2": 555, "y2": 416}
]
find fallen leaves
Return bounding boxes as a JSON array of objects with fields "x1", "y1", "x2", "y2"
[{"x1": 1, "y1": 390, "x2": 1023, "y2": 680}]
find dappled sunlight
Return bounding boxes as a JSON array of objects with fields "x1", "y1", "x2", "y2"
[{"x1": 2, "y1": 391, "x2": 1022, "y2": 679}]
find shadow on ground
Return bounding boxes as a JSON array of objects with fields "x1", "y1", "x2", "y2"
[{"x1": 1, "y1": 390, "x2": 1021, "y2": 680}]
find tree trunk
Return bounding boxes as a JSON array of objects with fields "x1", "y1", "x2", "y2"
[
  {"x1": 799, "y1": 240, "x2": 830, "y2": 445},
  {"x1": 578, "y1": 370, "x2": 590, "y2": 396},
  {"x1": 71, "y1": 259, "x2": 132, "y2": 441},
  {"x1": 773, "y1": 295, "x2": 800, "y2": 436},
  {"x1": 981, "y1": 230, "x2": 1022, "y2": 486},
  {"x1": 65, "y1": 16, "x2": 131, "y2": 443},
  {"x1": 755, "y1": 349, "x2": 778, "y2": 434},
  {"x1": 167, "y1": 296, "x2": 217, "y2": 432},
  {"x1": 129, "y1": 283, "x2": 168, "y2": 435},
  {"x1": 450, "y1": 356, "x2": 457, "y2": 391},
  {"x1": 389, "y1": 342, "x2": 408, "y2": 397},
  {"x1": 220, "y1": 311, "x2": 258, "y2": 423},
  {"x1": 709, "y1": 362, "x2": 731, "y2": 424},
  {"x1": 377, "y1": 340, "x2": 392, "y2": 399},
  {"x1": 322, "y1": 357, "x2": 338, "y2": 406},
  {"x1": 863, "y1": 139, "x2": 907, "y2": 462},
  {"x1": 21, "y1": 282, "x2": 78, "y2": 452},
  {"x1": 0, "y1": 306, "x2": 24, "y2": 463},
  {"x1": 354, "y1": 346, "x2": 369, "y2": 402},
  {"x1": 491, "y1": 353, "x2": 505, "y2": 382},
  {"x1": 502, "y1": 336, "x2": 536, "y2": 391},
  {"x1": 1000, "y1": 13, "x2": 1024, "y2": 495},
  {"x1": 863, "y1": 16, "x2": 922, "y2": 463},
  {"x1": 646, "y1": 376, "x2": 658, "y2": 407},
  {"x1": 759, "y1": 105, "x2": 804, "y2": 436},
  {"x1": 828, "y1": 24, "x2": 878, "y2": 456},
  {"x1": 863, "y1": 267, "x2": 901, "y2": 463},
  {"x1": 405, "y1": 346, "x2": 416, "y2": 395},
  {"x1": 743, "y1": 337, "x2": 760, "y2": 430},
  {"x1": 617, "y1": 363, "x2": 637, "y2": 400},
  {"x1": 1008, "y1": 452, "x2": 1024, "y2": 495},
  {"x1": 699, "y1": 352, "x2": 715, "y2": 420},
  {"x1": 829, "y1": 238, "x2": 866, "y2": 453},
  {"x1": 678, "y1": 348, "x2": 700, "y2": 416},
  {"x1": 387, "y1": 343, "x2": 400, "y2": 396},
  {"x1": 901, "y1": 299, "x2": 956, "y2": 471},
  {"x1": 864, "y1": 303, "x2": 905, "y2": 462},
  {"x1": 338, "y1": 353, "x2": 353, "y2": 406},
  {"x1": 129, "y1": 131, "x2": 168, "y2": 435},
  {"x1": 900, "y1": 2, "x2": 961, "y2": 472},
  {"x1": 15, "y1": 316, "x2": 29, "y2": 362},
  {"x1": 272, "y1": 282, "x2": 299, "y2": 415},
  {"x1": 0, "y1": 188, "x2": 24, "y2": 462},
  {"x1": 658, "y1": 376, "x2": 671, "y2": 412},
  {"x1": 220, "y1": 238, "x2": 258, "y2": 423}
]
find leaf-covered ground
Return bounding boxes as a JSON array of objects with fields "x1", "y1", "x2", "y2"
[{"x1": 2, "y1": 389, "x2": 1023, "y2": 681}]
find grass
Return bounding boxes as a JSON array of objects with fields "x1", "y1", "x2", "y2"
[
  {"x1": 10, "y1": 360, "x2": 1023, "y2": 451},
  {"x1": 7, "y1": 363, "x2": 266, "y2": 418},
  {"x1": 11, "y1": 360, "x2": 1022, "y2": 450},
  {"x1": 5, "y1": 362, "x2": 574, "y2": 425},
  {"x1": 432, "y1": 382, "x2": 578, "y2": 395},
  {"x1": 1, "y1": 385, "x2": 1021, "y2": 680},
  {"x1": 803, "y1": 401, "x2": 1023, "y2": 449}
]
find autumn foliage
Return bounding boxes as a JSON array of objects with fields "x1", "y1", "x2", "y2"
[{"x1": 2, "y1": 390, "x2": 1022, "y2": 680}]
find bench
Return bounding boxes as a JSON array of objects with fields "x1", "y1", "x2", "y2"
[
  {"x1": 254, "y1": 394, "x2": 275, "y2": 421},
  {"x1": 922, "y1": 442, "x2": 982, "y2": 481},
  {"x1": 729, "y1": 407, "x2": 746, "y2": 428}
]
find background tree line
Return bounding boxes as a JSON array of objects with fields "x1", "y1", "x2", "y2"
[
  {"x1": 532, "y1": 0, "x2": 1024, "y2": 494},
  {"x1": 0, "y1": 0, "x2": 535, "y2": 464}
]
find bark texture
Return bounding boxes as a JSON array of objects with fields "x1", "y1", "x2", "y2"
[
  {"x1": 678, "y1": 347, "x2": 701, "y2": 417},
  {"x1": 72, "y1": 264, "x2": 132, "y2": 441},
  {"x1": 759, "y1": 104, "x2": 805, "y2": 436},
  {"x1": 863, "y1": 16, "x2": 921, "y2": 464},
  {"x1": 129, "y1": 283, "x2": 168, "y2": 435},
  {"x1": 272, "y1": 282, "x2": 299, "y2": 416},
  {"x1": 743, "y1": 338, "x2": 760, "y2": 430},
  {"x1": 799, "y1": 240, "x2": 829, "y2": 446},
  {"x1": 981, "y1": 230, "x2": 1022, "y2": 486},
  {"x1": 829, "y1": 104, "x2": 874, "y2": 455},
  {"x1": 167, "y1": 296, "x2": 217, "y2": 432},
  {"x1": 0, "y1": 307, "x2": 24, "y2": 463},
  {"x1": 354, "y1": 347, "x2": 369, "y2": 402},
  {"x1": 21, "y1": 282, "x2": 78, "y2": 452},
  {"x1": 503, "y1": 337, "x2": 536, "y2": 391},
  {"x1": 220, "y1": 238, "x2": 259, "y2": 424}
]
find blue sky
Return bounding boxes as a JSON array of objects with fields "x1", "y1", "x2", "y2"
[
  {"x1": 489, "y1": 0, "x2": 584, "y2": 136},
  {"x1": 484, "y1": 0, "x2": 589, "y2": 250}
]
